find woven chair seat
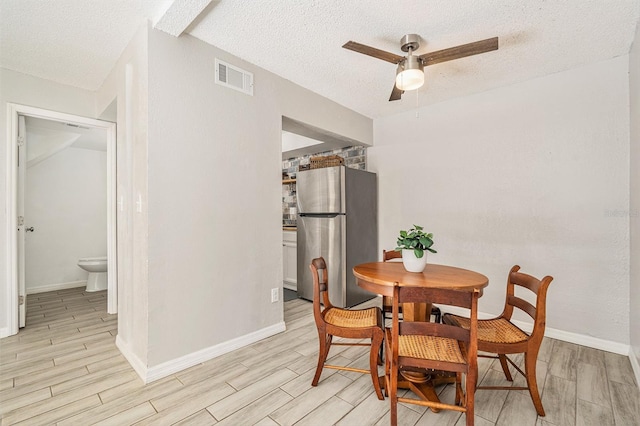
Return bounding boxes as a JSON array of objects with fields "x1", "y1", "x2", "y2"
[
  {"x1": 324, "y1": 307, "x2": 378, "y2": 328},
  {"x1": 397, "y1": 334, "x2": 466, "y2": 365},
  {"x1": 446, "y1": 314, "x2": 529, "y2": 344}
]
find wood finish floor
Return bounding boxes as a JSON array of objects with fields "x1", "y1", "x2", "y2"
[{"x1": 1, "y1": 287, "x2": 639, "y2": 425}]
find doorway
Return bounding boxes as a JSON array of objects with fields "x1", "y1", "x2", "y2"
[{"x1": 5, "y1": 104, "x2": 117, "y2": 337}]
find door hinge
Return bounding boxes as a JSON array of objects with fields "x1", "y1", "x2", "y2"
[
  {"x1": 18, "y1": 216, "x2": 24, "y2": 226},
  {"x1": 17, "y1": 136, "x2": 25, "y2": 147},
  {"x1": 19, "y1": 295, "x2": 24, "y2": 305}
]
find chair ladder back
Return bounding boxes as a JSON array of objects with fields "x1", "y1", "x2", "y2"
[
  {"x1": 508, "y1": 271, "x2": 541, "y2": 319},
  {"x1": 442, "y1": 264, "x2": 553, "y2": 418},
  {"x1": 397, "y1": 286, "x2": 474, "y2": 309},
  {"x1": 383, "y1": 249, "x2": 402, "y2": 261},
  {"x1": 388, "y1": 284, "x2": 480, "y2": 424},
  {"x1": 381, "y1": 250, "x2": 402, "y2": 314},
  {"x1": 506, "y1": 295, "x2": 537, "y2": 320},
  {"x1": 527, "y1": 274, "x2": 553, "y2": 339},
  {"x1": 308, "y1": 257, "x2": 385, "y2": 401},
  {"x1": 504, "y1": 266, "x2": 554, "y2": 340},
  {"x1": 392, "y1": 285, "x2": 479, "y2": 357},
  {"x1": 309, "y1": 258, "x2": 333, "y2": 322},
  {"x1": 399, "y1": 321, "x2": 471, "y2": 343}
]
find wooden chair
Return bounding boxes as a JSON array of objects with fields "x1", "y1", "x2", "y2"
[
  {"x1": 386, "y1": 284, "x2": 479, "y2": 426},
  {"x1": 443, "y1": 265, "x2": 554, "y2": 416},
  {"x1": 382, "y1": 250, "x2": 442, "y2": 323},
  {"x1": 309, "y1": 257, "x2": 385, "y2": 400}
]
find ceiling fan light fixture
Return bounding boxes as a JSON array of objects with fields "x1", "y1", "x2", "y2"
[
  {"x1": 395, "y1": 55, "x2": 424, "y2": 91},
  {"x1": 343, "y1": 34, "x2": 498, "y2": 102}
]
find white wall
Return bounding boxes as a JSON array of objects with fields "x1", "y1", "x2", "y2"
[
  {"x1": 95, "y1": 23, "x2": 150, "y2": 375},
  {"x1": 629, "y1": 20, "x2": 640, "y2": 376},
  {"x1": 369, "y1": 56, "x2": 631, "y2": 347},
  {"x1": 25, "y1": 147, "x2": 107, "y2": 292},
  {"x1": 0, "y1": 69, "x2": 96, "y2": 336},
  {"x1": 145, "y1": 28, "x2": 372, "y2": 369}
]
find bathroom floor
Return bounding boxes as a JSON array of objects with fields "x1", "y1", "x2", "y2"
[{"x1": 23, "y1": 286, "x2": 109, "y2": 329}]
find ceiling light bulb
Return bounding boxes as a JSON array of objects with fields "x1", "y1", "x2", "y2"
[
  {"x1": 395, "y1": 54, "x2": 424, "y2": 91},
  {"x1": 396, "y1": 69, "x2": 424, "y2": 91}
]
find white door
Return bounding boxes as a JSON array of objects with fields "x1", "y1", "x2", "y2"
[
  {"x1": 17, "y1": 115, "x2": 27, "y2": 327},
  {"x1": 5, "y1": 104, "x2": 118, "y2": 336}
]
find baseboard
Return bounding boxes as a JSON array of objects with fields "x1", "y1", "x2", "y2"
[
  {"x1": 0, "y1": 326, "x2": 11, "y2": 339},
  {"x1": 283, "y1": 283, "x2": 297, "y2": 291},
  {"x1": 530, "y1": 323, "x2": 630, "y2": 356},
  {"x1": 145, "y1": 321, "x2": 286, "y2": 383},
  {"x1": 116, "y1": 321, "x2": 287, "y2": 384},
  {"x1": 27, "y1": 280, "x2": 86, "y2": 294},
  {"x1": 115, "y1": 335, "x2": 148, "y2": 382}
]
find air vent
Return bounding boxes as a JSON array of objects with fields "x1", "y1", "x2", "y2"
[{"x1": 215, "y1": 59, "x2": 254, "y2": 96}]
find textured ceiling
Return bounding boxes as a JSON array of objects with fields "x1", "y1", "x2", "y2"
[
  {"x1": 1, "y1": 1, "x2": 639, "y2": 119},
  {"x1": 0, "y1": 0, "x2": 172, "y2": 89}
]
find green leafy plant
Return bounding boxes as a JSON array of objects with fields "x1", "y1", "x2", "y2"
[{"x1": 395, "y1": 225, "x2": 437, "y2": 258}]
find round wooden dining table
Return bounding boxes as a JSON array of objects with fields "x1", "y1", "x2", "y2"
[{"x1": 353, "y1": 261, "x2": 489, "y2": 407}]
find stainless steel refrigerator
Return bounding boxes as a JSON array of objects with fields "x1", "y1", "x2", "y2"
[{"x1": 297, "y1": 166, "x2": 378, "y2": 308}]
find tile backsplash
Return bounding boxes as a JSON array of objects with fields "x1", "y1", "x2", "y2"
[{"x1": 282, "y1": 146, "x2": 367, "y2": 227}]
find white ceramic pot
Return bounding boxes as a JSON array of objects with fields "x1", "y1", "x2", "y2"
[{"x1": 402, "y1": 249, "x2": 428, "y2": 273}]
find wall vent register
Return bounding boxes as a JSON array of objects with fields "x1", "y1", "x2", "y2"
[{"x1": 215, "y1": 58, "x2": 254, "y2": 96}]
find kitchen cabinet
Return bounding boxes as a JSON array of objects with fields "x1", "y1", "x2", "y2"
[{"x1": 283, "y1": 230, "x2": 297, "y2": 290}]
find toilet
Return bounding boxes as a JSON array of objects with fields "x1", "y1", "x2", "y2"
[{"x1": 77, "y1": 256, "x2": 108, "y2": 292}]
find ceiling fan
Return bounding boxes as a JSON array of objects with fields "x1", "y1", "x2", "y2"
[{"x1": 342, "y1": 34, "x2": 498, "y2": 101}]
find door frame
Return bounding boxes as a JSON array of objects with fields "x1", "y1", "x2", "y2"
[{"x1": 5, "y1": 103, "x2": 118, "y2": 336}]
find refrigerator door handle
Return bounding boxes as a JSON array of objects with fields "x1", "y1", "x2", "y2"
[{"x1": 298, "y1": 213, "x2": 344, "y2": 218}]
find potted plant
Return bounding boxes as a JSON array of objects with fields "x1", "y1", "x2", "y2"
[{"x1": 395, "y1": 225, "x2": 437, "y2": 272}]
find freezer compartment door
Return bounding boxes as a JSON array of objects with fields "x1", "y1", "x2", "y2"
[
  {"x1": 297, "y1": 214, "x2": 346, "y2": 307},
  {"x1": 296, "y1": 166, "x2": 344, "y2": 214}
]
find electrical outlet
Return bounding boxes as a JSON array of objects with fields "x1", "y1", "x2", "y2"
[{"x1": 271, "y1": 288, "x2": 279, "y2": 303}]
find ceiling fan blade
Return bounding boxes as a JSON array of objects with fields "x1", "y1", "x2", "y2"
[
  {"x1": 389, "y1": 84, "x2": 404, "y2": 101},
  {"x1": 419, "y1": 37, "x2": 498, "y2": 66},
  {"x1": 343, "y1": 41, "x2": 404, "y2": 64}
]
